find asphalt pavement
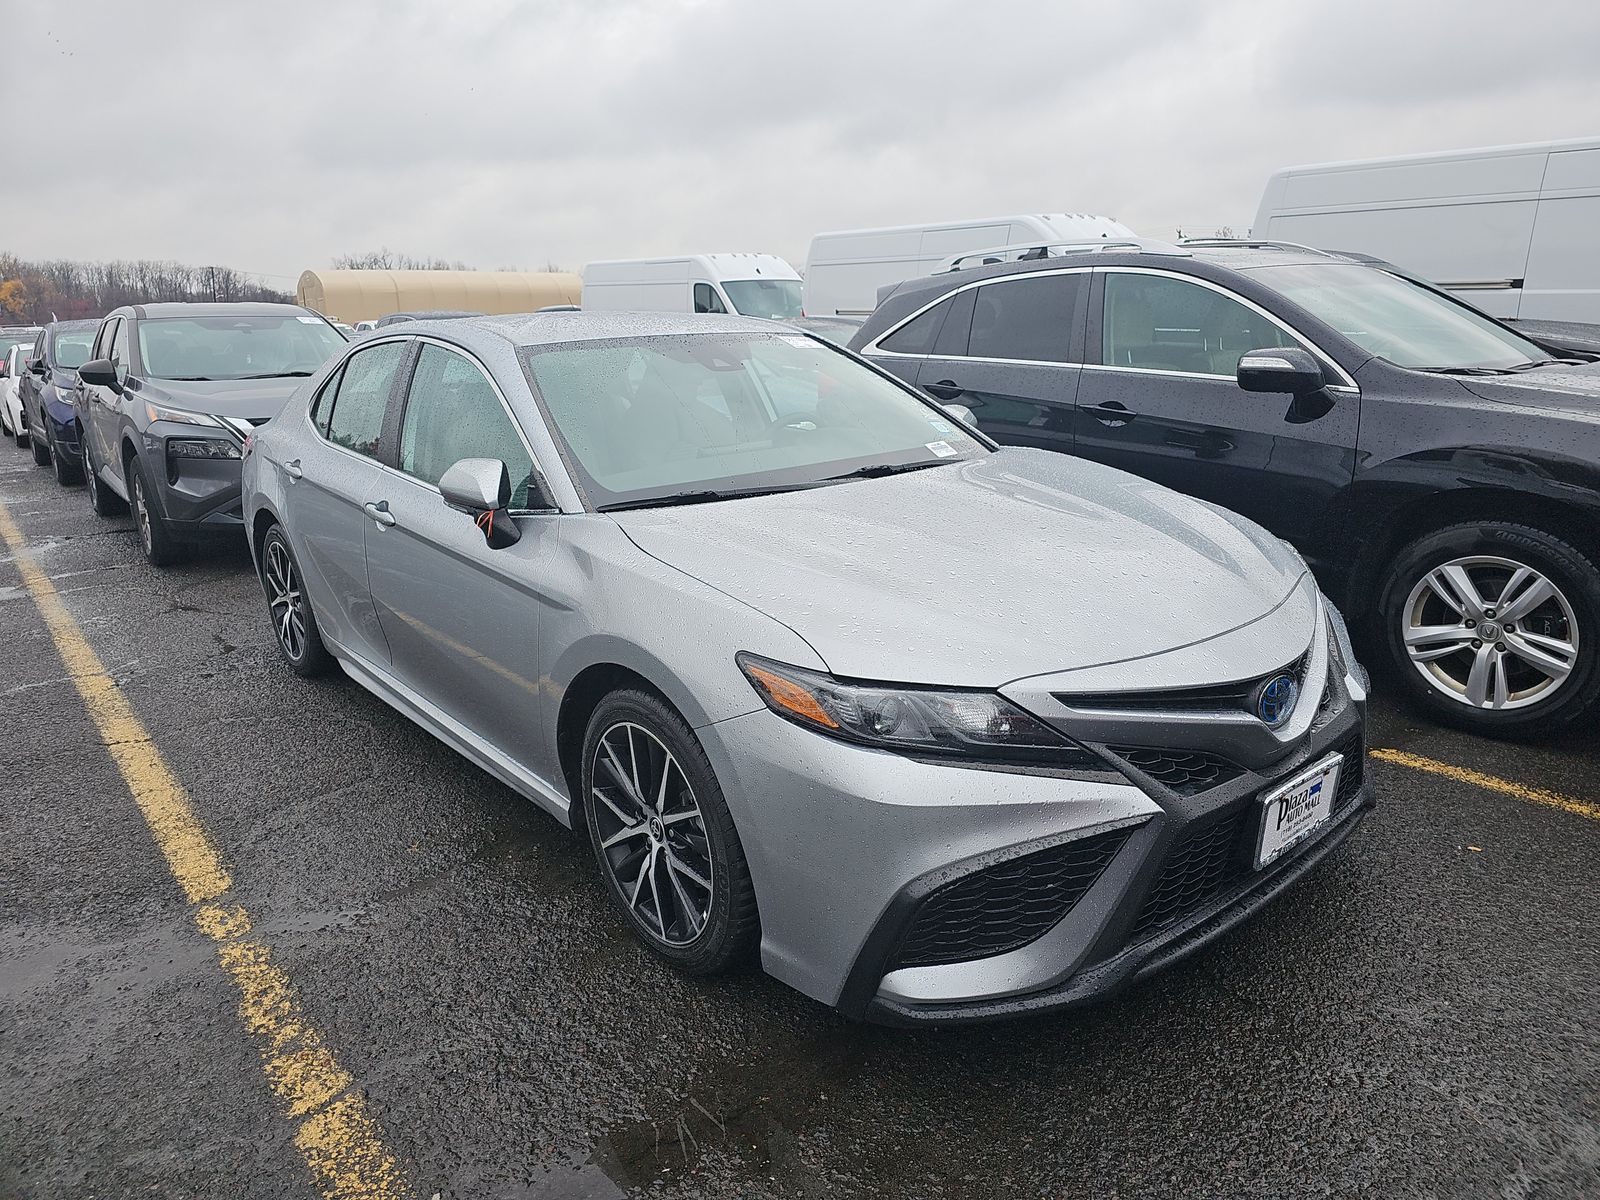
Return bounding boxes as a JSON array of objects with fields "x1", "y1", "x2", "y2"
[{"x1": 2, "y1": 444, "x2": 1596, "y2": 1200}]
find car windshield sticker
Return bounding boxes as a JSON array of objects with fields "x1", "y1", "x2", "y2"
[{"x1": 926, "y1": 440, "x2": 958, "y2": 458}]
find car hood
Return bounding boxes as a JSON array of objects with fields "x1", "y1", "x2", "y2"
[
  {"x1": 613, "y1": 448, "x2": 1311, "y2": 685},
  {"x1": 1459, "y1": 360, "x2": 1600, "y2": 415},
  {"x1": 137, "y1": 376, "x2": 307, "y2": 421}
]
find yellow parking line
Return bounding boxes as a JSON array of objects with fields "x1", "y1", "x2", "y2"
[
  {"x1": 1371, "y1": 747, "x2": 1600, "y2": 823},
  {"x1": 0, "y1": 501, "x2": 407, "y2": 1200}
]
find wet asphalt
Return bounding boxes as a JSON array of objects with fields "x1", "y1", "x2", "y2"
[{"x1": 1, "y1": 444, "x2": 1596, "y2": 1200}]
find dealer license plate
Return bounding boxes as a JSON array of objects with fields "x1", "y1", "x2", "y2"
[{"x1": 1255, "y1": 753, "x2": 1342, "y2": 869}]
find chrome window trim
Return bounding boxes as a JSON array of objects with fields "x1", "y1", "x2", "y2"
[
  {"x1": 862, "y1": 265, "x2": 1096, "y2": 363},
  {"x1": 864, "y1": 263, "x2": 1359, "y2": 392},
  {"x1": 1094, "y1": 266, "x2": 1359, "y2": 391}
]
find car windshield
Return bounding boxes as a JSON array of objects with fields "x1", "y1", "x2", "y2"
[
  {"x1": 53, "y1": 332, "x2": 96, "y2": 369},
  {"x1": 136, "y1": 315, "x2": 346, "y2": 380},
  {"x1": 1249, "y1": 262, "x2": 1550, "y2": 371},
  {"x1": 522, "y1": 331, "x2": 986, "y2": 509},
  {"x1": 721, "y1": 279, "x2": 804, "y2": 320}
]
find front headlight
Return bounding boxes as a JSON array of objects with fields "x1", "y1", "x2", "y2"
[
  {"x1": 168, "y1": 437, "x2": 242, "y2": 460},
  {"x1": 145, "y1": 400, "x2": 222, "y2": 428},
  {"x1": 736, "y1": 653, "x2": 1098, "y2": 768}
]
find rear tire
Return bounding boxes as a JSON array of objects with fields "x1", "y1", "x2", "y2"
[
  {"x1": 50, "y1": 430, "x2": 82, "y2": 485},
  {"x1": 260, "y1": 525, "x2": 333, "y2": 677},
  {"x1": 581, "y1": 689, "x2": 759, "y2": 975},
  {"x1": 1379, "y1": 521, "x2": 1600, "y2": 738},
  {"x1": 83, "y1": 435, "x2": 127, "y2": 517},
  {"x1": 129, "y1": 455, "x2": 185, "y2": 567}
]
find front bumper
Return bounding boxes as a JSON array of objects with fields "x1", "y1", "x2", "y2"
[
  {"x1": 141, "y1": 423, "x2": 250, "y2": 538},
  {"x1": 42, "y1": 396, "x2": 81, "y2": 465},
  {"x1": 699, "y1": 618, "x2": 1371, "y2": 1024}
]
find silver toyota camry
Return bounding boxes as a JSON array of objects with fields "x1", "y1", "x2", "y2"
[{"x1": 241, "y1": 311, "x2": 1372, "y2": 1024}]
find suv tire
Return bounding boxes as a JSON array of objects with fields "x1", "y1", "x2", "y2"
[
  {"x1": 83, "y1": 434, "x2": 128, "y2": 517},
  {"x1": 1379, "y1": 522, "x2": 1600, "y2": 738},
  {"x1": 49, "y1": 429, "x2": 82, "y2": 485},
  {"x1": 581, "y1": 689, "x2": 759, "y2": 975},
  {"x1": 29, "y1": 421, "x2": 49, "y2": 465},
  {"x1": 129, "y1": 454, "x2": 185, "y2": 567}
]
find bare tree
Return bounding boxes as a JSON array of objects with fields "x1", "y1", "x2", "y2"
[{"x1": 332, "y1": 247, "x2": 475, "y2": 271}]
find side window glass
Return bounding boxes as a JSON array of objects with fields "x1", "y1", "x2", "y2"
[
  {"x1": 693, "y1": 283, "x2": 727, "y2": 315},
  {"x1": 968, "y1": 274, "x2": 1082, "y2": 362},
  {"x1": 879, "y1": 297, "x2": 951, "y2": 355},
  {"x1": 92, "y1": 320, "x2": 115, "y2": 359},
  {"x1": 110, "y1": 320, "x2": 130, "y2": 380},
  {"x1": 932, "y1": 289, "x2": 976, "y2": 357},
  {"x1": 325, "y1": 341, "x2": 404, "y2": 458},
  {"x1": 1102, "y1": 273, "x2": 1306, "y2": 376},
  {"x1": 399, "y1": 345, "x2": 537, "y2": 509}
]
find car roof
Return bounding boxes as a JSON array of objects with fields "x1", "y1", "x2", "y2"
[
  {"x1": 47, "y1": 319, "x2": 100, "y2": 332},
  {"x1": 393, "y1": 309, "x2": 797, "y2": 350},
  {"x1": 113, "y1": 302, "x2": 318, "y2": 320}
]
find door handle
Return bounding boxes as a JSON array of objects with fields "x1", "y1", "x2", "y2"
[
  {"x1": 1084, "y1": 401, "x2": 1137, "y2": 426},
  {"x1": 923, "y1": 379, "x2": 965, "y2": 401},
  {"x1": 283, "y1": 459, "x2": 303, "y2": 481},
  {"x1": 363, "y1": 500, "x2": 397, "y2": 527}
]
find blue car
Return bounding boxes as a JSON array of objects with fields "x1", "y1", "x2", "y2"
[{"x1": 20, "y1": 319, "x2": 99, "y2": 484}]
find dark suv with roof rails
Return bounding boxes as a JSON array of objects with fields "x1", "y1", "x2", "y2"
[
  {"x1": 852, "y1": 237, "x2": 1600, "y2": 739},
  {"x1": 75, "y1": 302, "x2": 345, "y2": 565}
]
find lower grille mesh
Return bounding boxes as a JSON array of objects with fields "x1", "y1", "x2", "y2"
[
  {"x1": 895, "y1": 828, "x2": 1132, "y2": 968},
  {"x1": 1110, "y1": 746, "x2": 1242, "y2": 795},
  {"x1": 1129, "y1": 731, "x2": 1367, "y2": 942}
]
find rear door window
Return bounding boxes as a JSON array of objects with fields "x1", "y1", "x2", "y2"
[
  {"x1": 324, "y1": 341, "x2": 404, "y2": 458},
  {"x1": 967, "y1": 274, "x2": 1083, "y2": 362}
]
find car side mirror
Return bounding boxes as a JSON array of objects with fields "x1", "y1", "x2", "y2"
[
  {"x1": 29, "y1": 359, "x2": 46, "y2": 376},
  {"x1": 439, "y1": 457, "x2": 523, "y2": 548},
  {"x1": 939, "y1": 402, "x2": 978, "y2": 428},
  {"x1": 1236, "y1": 347, "x2": 1325, "y2": 395},
  {"x1": 79, "y1": 358, "x2": 122, "y2": 393}
]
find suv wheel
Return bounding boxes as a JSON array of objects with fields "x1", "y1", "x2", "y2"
[
  {"x1": 128, "y1": 455, "x2": 184, "y2": 567},
  {"x1": 581, "y1": 690, "x2": 759, "y2": 974},
  {"x1": 11, "y1": 411, "x2": 26, "y2": 447},
  {"x1": 260, "y1": 525, "x2": 332, "y2": 676},
  {"x1": 83, "y1": 436, "x2": 127, "y2": 517},
  {"x1": 49, "y1": 430, "x2": 81, "y2": 485},
  {"x1": 1380, "y1": 522, "x2": 1600, "y2": 737},
  {"x1": 30, "y1": 419, "x2": 51, "y2": 466}
]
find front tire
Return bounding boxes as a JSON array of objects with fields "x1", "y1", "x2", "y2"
[
  {"x1": 260, "y1": 525, "x2": 332, "y2": 676},
  {"x1": 129, "y1": 456, "x2": 184, "y2": 567},
  {"x1": 83, "y1": 435, "x2": 127, "y2": 517},
  {"x1": 30, "y1": 420, "x2": 50, "y2": 466},
  {"x1": 581, "y1": 690, "x2": 759, "y2": 975},
  {"x1": 1380, "y1": 522, "x2": 1600, "y2": 738},
  {"x1": 49, "y1": 430, "x2": 82, "y2": 485}
]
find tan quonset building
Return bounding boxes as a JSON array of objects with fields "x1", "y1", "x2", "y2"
[{"x1": 295, "y1": 269, "x2": 582, "y2": 323}]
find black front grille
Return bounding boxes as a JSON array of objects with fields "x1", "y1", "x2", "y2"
[
  {"x1": 894, "y1": 828, "x2": 1133, "y2": 968},
  {"x1": 1057, "y1": 653, "x2": 1310, "y2": 716},
  {"x1": 1110, "y1": 746, "x2": 1243, "y2": 795},
  {"x1": 1331, "y1": 729, "x2": 1365, "y2": 805},
  {"x1": 1129, "y1": 810, "x2": 1250, "y2": 940}
]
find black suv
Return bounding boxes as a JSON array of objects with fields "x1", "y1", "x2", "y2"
[
  {"x1": 76, "y1": 303, "x2": 346, "y2": 565},
  {"x1": 852, "y1": 240, "x2": 1600, "y2": 738}
]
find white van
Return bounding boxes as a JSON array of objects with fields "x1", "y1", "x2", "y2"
[
  {"x1": 580, "y1": 254, "x2": 803, "y2": 319},
  {"x1": 1253, "y1": 137, "x2": 1600, "y2": 322},
  {"x1": 802, "y1": 213, "x2": 1134, "y2": 317}
]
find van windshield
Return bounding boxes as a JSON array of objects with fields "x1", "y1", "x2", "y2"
[
  {"x1": 1249, "y1": 262, "x2": 1549, "y2": 371},
  {"x1": 722, "y1": 279, "x2": 804, "y2": 319}
]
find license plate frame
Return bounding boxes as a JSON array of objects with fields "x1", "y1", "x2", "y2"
[{"x1": 1254, "y1": 752, "x2": 1342, "y2": 870}]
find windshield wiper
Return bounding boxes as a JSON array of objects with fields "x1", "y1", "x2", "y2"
[
  {"x1": 230, "y1": 371, "x2": 316, "y2": 379},
  {"x1": 598, "y1": 483, "x2": 823, "y2": 512},
  {"x1": 824, "y1": 460, "x2": 952, "y2": 481},
  {"x1": 161, "y1": 375, "x2": 215, "y2": 381},
  {"x1": 1415, "y1": 366, "x2": 1518, "y2": 376},
  {"x1": 1505, "y1": 358, "x2": 1587, "y2": 372}
]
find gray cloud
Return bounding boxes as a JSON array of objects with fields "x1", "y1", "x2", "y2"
[{"x1": 5, "y1": 0, "x2": 1599, "y2": 286}]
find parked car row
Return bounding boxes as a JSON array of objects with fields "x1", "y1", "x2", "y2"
[{"x1": 3, "y1": 233, "x2": 1596, "y2": 1020}]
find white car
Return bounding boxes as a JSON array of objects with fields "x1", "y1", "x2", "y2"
[{"x1": 0, "y1": 343, "x2": 35, "y2": 445}]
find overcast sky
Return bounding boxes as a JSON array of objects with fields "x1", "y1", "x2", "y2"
[{"x1": 6, "y1": 0, "x2": 1599, "y2": 288}]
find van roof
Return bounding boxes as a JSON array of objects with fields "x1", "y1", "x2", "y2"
[
  {"x1": 582, "y1": 253, "x2": 800, "y2": 279},
  {"x1": 1271, "y1": 135, "x2": 1600, "y2": 178}
]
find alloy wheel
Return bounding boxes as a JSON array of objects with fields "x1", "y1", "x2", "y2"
[
  {"x1": 589, "y1": 721, "x2": 714, "y2": 946},
  {"x1": 1403, "y1": 554, "x2": 1580, "y2": 710},
  {"x1": 132, "y1": 472, "x2": 154, "y2": 556},
  {"x1": 264, "y1": 539, "x2": 307, "y2": 661}
]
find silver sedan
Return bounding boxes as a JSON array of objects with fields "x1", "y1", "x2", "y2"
[{"x1": 241, "y1": 311, "x2": 1372, "y2": 1024}]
